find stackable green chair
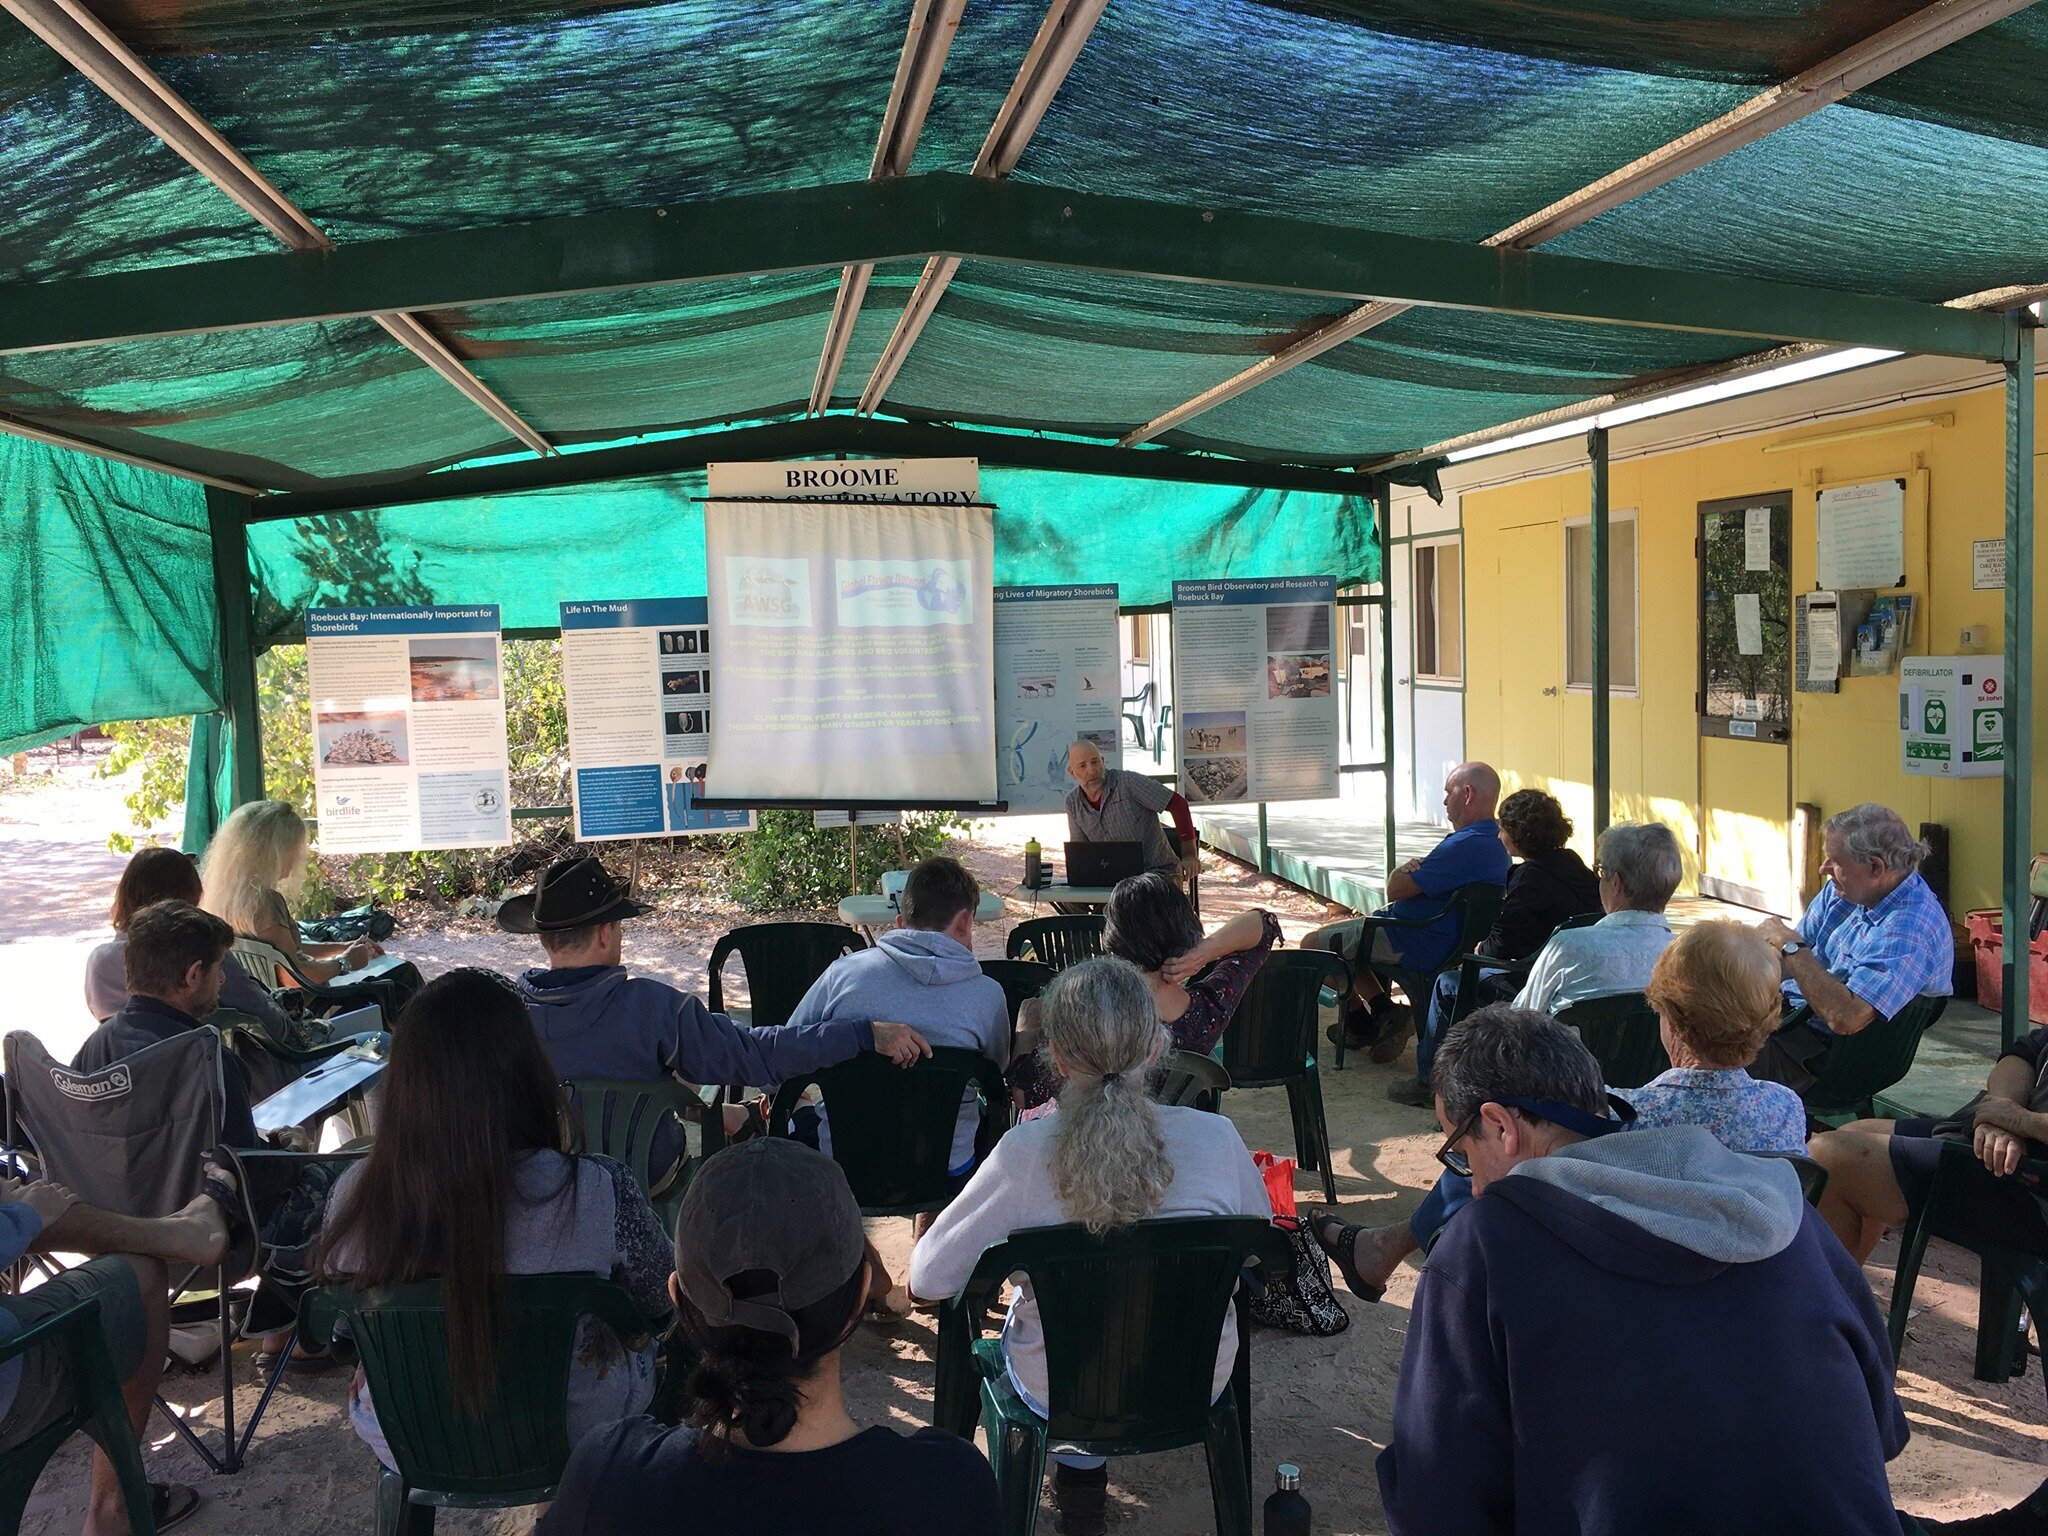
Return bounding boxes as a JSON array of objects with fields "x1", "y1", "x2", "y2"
[
  {"x1": 565, "y1": 1077, "x2": 725, "y2": 1234},
  {"x1": 706, "y1": 922, "x2": 866, "y2": 1030},
  {"x1": 1886, "y1": 1137, "x2": 2048, "y2": 1391},
  {"x1": 932, "y1": 1217, "x2": 1290, "y2": 1536},
  {"x1": 1006, "y1": 916, "x2": 1105, "y2": 973},
  {"x1": 769, "y1": 1048, "x2": 1008, "y2": 1217},
  {"x1": 980, "y1": 959, "x2": 1057, "y2": 1043},
  {"x1": 0, "y1": 1296, "x2": 157, "y2": 1536},
  {"x1": 1791, "y1": 994, "x2": 1948, "y2": 1124},
  {"x1": 1158, "y1": 1050, "x2": 1231, "y2": 1113},
  {"x1": 1216, "y1": 950, "x2": 1350, "y2": 1203},
  {"x1": 1442, "y1": 911, "x2": 1604, "y2": 1030},
  {"x1": 303, "y1": 1274, "x2": 658, "y2": 1535},
  {"x1": 1335, "y1": 883, "x2": 1505, "y2": 1068},
  {"x1": 1555, "y1": 992, "x2": 1668, "y2": 1090}
]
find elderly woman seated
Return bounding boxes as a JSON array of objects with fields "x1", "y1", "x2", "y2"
[
  {"x1": 1005, "y1": 872, "x2": 1277, "y2": 1113},
  {"x1": 1617, "y1": 919, "x2": 1808, "y2": 1154}
]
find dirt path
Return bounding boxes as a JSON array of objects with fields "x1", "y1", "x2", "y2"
[{"x1": 2, "y1": 754, "x2": 2040, "y2": 1533}]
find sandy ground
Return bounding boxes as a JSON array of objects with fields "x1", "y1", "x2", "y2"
[{"x1": 2, "y1": 748, "x2": 2043, "y2": 1534}]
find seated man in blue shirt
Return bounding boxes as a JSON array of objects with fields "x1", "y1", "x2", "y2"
[
  {"x1": 1752, "y1": 804, "x2": 1953, "y2": 1094},
  {"x1": 1323, "y1": 761, "x2": 1510, "y2": 1061}
]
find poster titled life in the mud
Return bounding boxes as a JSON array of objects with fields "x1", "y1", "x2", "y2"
[
  {"x1": 306, "y1": 605, "x2": 513, "y2": 853},
  {"x1": 1170, "y1": 578, "x2": 1339, "y2": 805}
]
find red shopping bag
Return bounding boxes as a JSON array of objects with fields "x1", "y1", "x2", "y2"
[{"x1": 1252, "y1": 1149, "x2": 1298, "y2": 1220}]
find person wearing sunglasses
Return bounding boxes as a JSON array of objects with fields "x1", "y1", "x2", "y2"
[{"x1": 1376, "y1": 1007, "x2": 1906, "y2": 1536}]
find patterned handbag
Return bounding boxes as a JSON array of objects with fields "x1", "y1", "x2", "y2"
[{"x1": 1247, "y1": 1151, "x2": 1351, "y2": 1337}]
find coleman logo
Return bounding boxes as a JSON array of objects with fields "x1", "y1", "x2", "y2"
[{"x1": 53, "y1": 1064, "x2": 130, "y2": 1102}]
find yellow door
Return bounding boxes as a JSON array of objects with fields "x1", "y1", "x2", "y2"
[
  {"x1": 1495, "y1": 522, "x2": 1561, "y2": 786},
  {"x1": 1697, "y1": 493, "x2": 1793, "y2": 914}
]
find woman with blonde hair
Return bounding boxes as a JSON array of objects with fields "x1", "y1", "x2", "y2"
[
  {"x1": 1620, "y1": 919, "x2": 1807, "y2": 1154},
  {"x1": 200, "y1": 799, "x2": 381, "y2": 982},
  {"x1": 910, "y1": 957, "x2": 1267, "y2": 1536}
]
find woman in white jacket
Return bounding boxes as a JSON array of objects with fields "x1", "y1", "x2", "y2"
[{"x1": 909, "y1": 956, "x2": 1268, "y2": 1536}]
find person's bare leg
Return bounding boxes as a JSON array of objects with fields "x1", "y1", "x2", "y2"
[
  {"x1": 82, "y1": 1255, "x2": 168, "y2": 1536},
  {"x1": 1348, "y1": 1225, "x2": 1419, "y2": 1288},
  {"x1": 1810, "y1": 1122, "x2": 1908, "y2": 1262},
  {"x1": 35, "y1": 1197, "x2": 228, "y2": 1270}
]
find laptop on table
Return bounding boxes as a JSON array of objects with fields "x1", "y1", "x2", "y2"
[{"x1": 1065, "y1": 840, "x2": 1145, "y2": 888}]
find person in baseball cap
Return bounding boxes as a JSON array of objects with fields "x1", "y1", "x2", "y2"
[
  {"x1": 498, "y1": 854, "x2": 930, "y2": 1166},
  {"x1": 537, "y1": 1140, "x2": 999, "y2": 1535}
]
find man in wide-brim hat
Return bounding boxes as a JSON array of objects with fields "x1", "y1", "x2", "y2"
[{"x1": 500, "y1": 854, "x2": 930, "y2": 1159}]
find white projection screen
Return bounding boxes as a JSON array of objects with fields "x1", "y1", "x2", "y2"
[{"x1": 703, "y1": 498, "x2": 998, "y2": 804}]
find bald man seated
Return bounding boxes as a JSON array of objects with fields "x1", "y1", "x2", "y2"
[
  {"x1": 1063, "y1": 739, "x2": 1199, "y2": 884},
  {"x1": 1319, "y1": 761, "x2": 1509, "y2": 1061}
]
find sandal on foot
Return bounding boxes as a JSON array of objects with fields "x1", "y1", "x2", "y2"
[
  {"x1": 151, "y1": 1481, "x2": 201, "y2": 1532},
  {"x1": 1304, "y1": 1208, "x2": 1385, "y2": 1303}
]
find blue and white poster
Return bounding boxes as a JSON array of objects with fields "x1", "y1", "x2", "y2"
[
  {"x1": 993, "y1": 585, "x2": 1121, "y2": 814},
  {"x1": 559, "y1": 598, "x2": 755, "y2": 840},
  {"x1": 1171, "y1": 578, "x2": 1338, "y2": 805},
  {"x1": 307, "y1": 605, "x2": 513, "y2": 852}
]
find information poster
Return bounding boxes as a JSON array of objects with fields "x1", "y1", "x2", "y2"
[
  {"x1": 307, "y1": 606, "x2": 512, "y2": 853},
  {"x1": 1170, "y1": 578, "x2": 1339, "y2": 805},
  {"x1": 559, "y1": 599, "x2": 755, "y2": 840},
  {"x1": 1816, "y1": 478, "x2": 1906, "y2": 591},
  {"x1": 993, "y1": 585, "x2": 1121, "y2": 814}
]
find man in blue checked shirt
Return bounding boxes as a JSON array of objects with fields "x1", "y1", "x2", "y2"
[{"x1": 1752, "y1": 804, "x2": 1952, "y2": 1093}]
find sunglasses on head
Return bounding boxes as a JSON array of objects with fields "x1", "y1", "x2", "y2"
[{"x1": 1435, "y1": 1093, "x2": 1637, "y2": 1178}]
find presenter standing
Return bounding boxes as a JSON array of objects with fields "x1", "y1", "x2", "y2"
[{"x1": 1063, "y1": 740, "x2": 1200, "y2": 885}]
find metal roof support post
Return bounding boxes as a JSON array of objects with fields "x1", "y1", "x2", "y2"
[
  {"x1": 2001, "y1": 317, "x2": 2035, "y2": 1050},
  {"x1": 1589, "y1": 426, "x2": 1611, "y2": 841},
  {"x1": 204, "y1": 487, "x2": 265, "y2": 810},
  {"x1": 1378, "y1": 482, "x2": 1398, "y2": 889}
]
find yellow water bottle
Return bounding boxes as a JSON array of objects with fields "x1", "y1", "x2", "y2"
[{"x1": 1023, "y1": 836, "x2": 1042, "y2": 889}]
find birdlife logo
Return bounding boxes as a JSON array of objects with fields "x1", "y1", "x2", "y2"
[
  {"x1": 834, "y1": 560, "x2": 973, "y2": 628},
  {"x1": 725, "y1": 557, "x2": 812, "y2": 627}
]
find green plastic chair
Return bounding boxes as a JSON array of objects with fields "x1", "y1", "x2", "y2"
[
  {"x1": 1337, "y1": 882, "x2": 1505, "y2": 1068},
  {"x1": 1158, "y1": 1050, "x2": 1231, "y2": 1112},
  {"x1": 1748, "y1": 1149, "x2": 1829, "y2": 1206},
  {"x1": 768, "y1": 1047, "x2": 1009, "y2": 1217},
  {"x1": 0, "y1": 1294, "x2": 157, "y2": 1536},
  {"x1": 1443, "y1": 911, "x2": 1604, "y2": 1029},
  {"x1": 980, "y1": 958, "x2": 1057, "y2": 1042},
  {"x1": 303, "y1": 1274, "x2": 656, "y2": 1534},
  {"x1": 1791, "y1": 994, "x2": 1948, "y2": 1123},
  {"x1": 1005, "y1": 916, "x2": 1104, "y2": 972},
  {"x1": 1216, "y1": 950, "x2": 1350, "y2": 1203},
  {"x1": 565, "y1": 1077, "x2": 725, "y2": 1234},
  {"x1": 706, "y1": 922, "x2": 866, "y2": 1032},
  {"x1": 1886, "y1": 1137, "x2": 2048, "y2": 1389},
  {"x1": 931, "y1": 1217, "x2": 1289, "y2": 1536},
  {"x1": 1555, "y1": 991, "x2": 1669, "y2": 1090}
]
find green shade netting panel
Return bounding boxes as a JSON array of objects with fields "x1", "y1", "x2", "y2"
[
  {"x1": 0, "y1": 319, "x2": 512, "y2": 489},
  {"x1": 246, "y1": 464, "x2": 1378, "y2": 642},
  {"x1": 1549, "y1": 105, "x2": 2048, "y2": 301},
  {"x1": 0, "y1": 434, "x2": 220, "y2": 755},
  {"x1": 947, "y1": 0, "x2": 1754, "y2": 240},
  {"x1": 435, "y1": 273, "x2": 835, "y2": 442}
]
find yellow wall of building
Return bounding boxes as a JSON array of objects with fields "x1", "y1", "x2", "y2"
[{"x1": 1462, "y1": 376, "x2": 2046, "y2": 920}]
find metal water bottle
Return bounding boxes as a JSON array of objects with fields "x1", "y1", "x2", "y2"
[
  {"x1": 1023, "y1": 836, "x2": 1042, "y2": 888},
  {"x1": 1264, "y1": 1463, "x2": 1310, "y2": 1535}
]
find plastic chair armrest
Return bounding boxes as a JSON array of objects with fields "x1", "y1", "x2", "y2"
[{"x1": 0, "y1": 1295, "x2": 102, "y2": 1365}]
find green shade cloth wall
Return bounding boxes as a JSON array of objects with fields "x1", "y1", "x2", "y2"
[
  {"x1": 0, "y1": 434, "x2": 220, "y2": 755},
  {"x1": 245, "y1": 463, "x2": 1379, "y2": 642}
]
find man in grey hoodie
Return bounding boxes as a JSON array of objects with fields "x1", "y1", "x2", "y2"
[
  {"x1": 785, "y1": 856, "x2": 1011, "y2": 1186},
  {"x1": 1379, "y1": 1005, "x2": 1907, "y2": 1536}
]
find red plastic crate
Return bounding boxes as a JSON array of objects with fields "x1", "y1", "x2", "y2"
[{"x1": 1965, "y1": 909, "x2": 2048, "y2": 1024}]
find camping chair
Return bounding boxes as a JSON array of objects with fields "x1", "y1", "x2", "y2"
[
  {"x1": 1216, "y1": 950, "x2": 1350, "y2": 1203},
  {"x1": 706, "y1": 921, "x2": 866, "y2": 1031},
  {"x1": 1886, "y1": 1137, "x2": 2048, "y2": 1390},
  {"x1": 1792, "y1": 994, "x2": 1948, "y2": 1125},
  {"x1": 1334, "y1": 882, "x2": 1505, "y2": 1068},
  {"x1": 1006, "y1": 915, "x2": 1104, "y2": 972},
  {"x1": 1555, "y1": 992, "x2": 1669, "y2": 1090},
  {"x1": 2, "y1": 1029, "x2": 357, "y2": 1475},
  {"x1": 931, "y1": 1217, "x2": 1291, "y2": 1536},
  {"x1": 768, "y1": 1048, "x2": 1008, "y2": 1218},
  {"x1": 0, "y1": 1295, "x2": 158, "y2": 1536},
  {"x1": 564, "y1": 1077, "x2": 725, "y2": 1235},
  {"x1": 302, "y1": 1274, "x2": 656, "y2": 1534},
  {"x1": 1158, "y1": 1050, "x2": 1231, "y2": 1113}
]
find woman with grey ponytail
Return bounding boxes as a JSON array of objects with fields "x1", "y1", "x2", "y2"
[{"x1": 911, "y1": 957, "x2": 1269, "y2": 1536}]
